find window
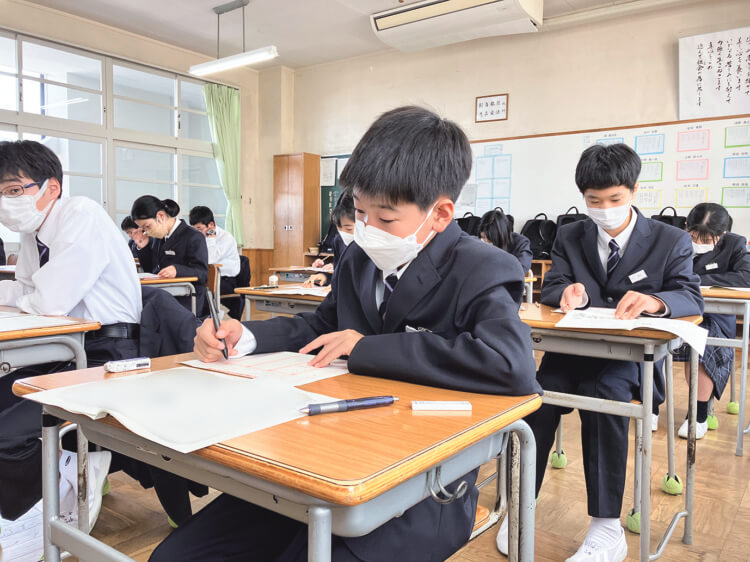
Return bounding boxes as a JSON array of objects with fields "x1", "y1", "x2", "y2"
[
  {"x1": 113, "y1": 64, "x2": 175, "y2": 137},
  {"x1": 0, "y1": 35, "x2": 17, "y2": 111},
  {"x1": 180, "y1": 153, "x2": 226, "y2": 226},
  {"x1": 179, "y1": 80, "x2": 212, "y2": 142},
  {"x1": 115, "y1": 144, "x2": 175, "y2": 215}
]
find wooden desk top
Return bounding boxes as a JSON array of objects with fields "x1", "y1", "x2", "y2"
[
  {"x1": 13, "y1": 353, "x2": 540, "y2": 506},
  {"x1": 271, "y1": 266, "x2": 325, "y2": 273},
  {"x1": 235, "y1": 284, "x2": 330, "y2": 302},
  {"x1": 701, "y1": 287, "x2": 750, "y2": 300},
  {"x1": 520, "y1": 303, "x2": 702, "y2": 341},
  {"x1": 524, "y1": 276, "x2": 537, "y2": 283},
  {"x1": 139, "y1": 276, "x2": 199, "y2": 285},
  {"x1": 0, "y1": 306, "x2": 100, "y2": 341}
]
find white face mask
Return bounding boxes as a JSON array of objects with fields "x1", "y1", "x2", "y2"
[
  {"x1": 692, "y1": 242, "x2": 714, "y2": 255},
  {"x1": 0, "y1": 179, "x2": 52, "y2": 233},
  {"x1": 354, "y1": 205, "x2": 436, "y2": 274},
  {"x1": 337, "y1": 229, "x2": 354, "y2": 246},
  {"x1": 586, "y1": 199, "x2": 632, "y2": 231}
]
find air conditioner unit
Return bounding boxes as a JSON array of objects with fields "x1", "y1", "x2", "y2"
[{"x1": 369, "y1": 0, "x2": 543, "y2": 52}]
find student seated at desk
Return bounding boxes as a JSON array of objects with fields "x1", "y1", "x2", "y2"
[
  {"x1": 150, "y1": 106, "x2": 541, "y2": 562},
  {"x1": 478, "y1": 207, "x2": 532, "y2": 273},
  {"x1": 303, "y1": 189, "x2": 355, "y2": 287},
  {"x1": 670, "y1": 202, "x2": 750, "y2": 439},
  {"x1": 121, "y1": 215, "x2": 155, "y2": 273},
  {"x1": 0, "y1": 140, "x2": 142, "y2": 524},
  {"x1": 495, "y1": 143, "x2": 703, "y2": 562},
  {"x1": 131, "y1": 196, "x2": 208, "y2": 315}
]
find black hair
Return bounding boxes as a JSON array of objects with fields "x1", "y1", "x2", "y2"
[
  {"x1": 331, "y1": 190, "x2": 355, "y2": 228},
  {"x1": 478, "y1": 208, "x2": 513, "y2": 251},
  {"x1": 575, "y1": 143, "x2": 641, "y2": 193},
  {"x1": 0, "y1": 140, "x2": 63, "y2": 198},
  {"x1": 121, "y1": 216, "x2": 139, "y2": 231},
  {"x1": 131, "y1": 195, "x2": 180, "y2": 220},
  {"x1": 189, "y1": 205, "x2": 215, "y2": 227},
  {"x1": 686, "y1": 202, "x2": 731, "y2": 244},
  {"x1": 339, "y1": 106, "x2": 472, "y2": 210}
]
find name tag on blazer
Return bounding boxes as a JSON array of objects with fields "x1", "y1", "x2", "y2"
[
  {"x1": 628, "y1": 269, "x2": 648, "y2": 283},
  {"x1": 405, "y1": 325, "x2": 432, "y2": 333},
  {"x1": 164, "y1": 250, "x2": 176, "y2": 256},
  {"x1": 705, "y1": 263, "x2": 719, "y2": 271}
]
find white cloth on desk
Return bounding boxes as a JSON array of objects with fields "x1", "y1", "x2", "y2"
[
  {"x1": 206, "y1": 226, "x2": 240, "y2": 278},
  {"x1": 0, "y1": 196, "x2": 142, "y2": 324}
]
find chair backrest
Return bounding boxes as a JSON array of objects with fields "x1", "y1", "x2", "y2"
[
  {"x1": 235, "y1": 255, "x2": 251, "y2": 287},
  {"x1": 207, "y1": 264, "x2": 221, "y2": 297}
]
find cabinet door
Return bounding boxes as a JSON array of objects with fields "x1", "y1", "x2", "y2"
[
  {"x1": 273, "y1": 155, "x2": 290, "y2": 266},
  {"x1": 286, "y1": 154, "x2": 305, "y2": 262}
]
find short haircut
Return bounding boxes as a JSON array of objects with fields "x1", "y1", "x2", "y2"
[
  {"x1": 189, "y1": 205, "x2": 215, "y2": 227},
  {"x1": 121, "y1": 216, "x2": 139, "y2": 231},
  {"x1": 575, "y1": 143, "x2": 641, "y2": 193},
  {"x1": 339, "y1": 106, "x2": 472, "y2": 210},
  {"x1": 131, "y1": 196, "x2": 180, "y2": 220},
  {"x1": 478, "y1": 208, "x2": 513, "y2": 252},
  {"x1": 331, "y1": 190, "x2": 355, "y2": 227},
  {"x1": 687, "y1": 202, "x2": 731, "y2": 243},
  {"x1": 0, "y1": 140, "x2": 63, "y2": 198}
]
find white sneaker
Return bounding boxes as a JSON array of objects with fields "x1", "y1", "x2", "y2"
[
  {"x1": 651, "y1": 413, "x2": 659, "y2": 432},
  {"x1": 58, "y1": 450, "x2": 112, "y2": 532},
  {"x1": 495, "y1": 514, "x2": 508, "y2": 556},
  {"x1": 566, "y1": 526, "x2": 627, "y2": 562},
  {"x1": 678, "y1": 419, "x2": 708, "y2": 440}
]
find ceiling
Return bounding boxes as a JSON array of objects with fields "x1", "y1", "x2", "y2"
[{"x1": 24, "y1": 0, "x2": 637, "y2": 69}]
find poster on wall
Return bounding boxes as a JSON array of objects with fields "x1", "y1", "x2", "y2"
[{"x1": 679, "y1": 26, "x2": 750, "y2": 120}]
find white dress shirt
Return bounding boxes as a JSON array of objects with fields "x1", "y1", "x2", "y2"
[
  {"x1": 205, "y1": 226, "x2": 240, "y2": 278},
  {"x1": 165, "y1": 218, "x2": 181, "y2": 239},
  {"x1": 0, "y1": 196, "x2": 142, "y2": 324},
  {"x1": 596, "y1": 207, "x2": 638, "y2": 274}
]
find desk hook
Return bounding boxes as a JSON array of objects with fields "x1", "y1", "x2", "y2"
[
  {"x1": 0, "y1": 362, "x2": 10, "y2": 374},
  {"x1": 429, "y1": 466, "x2": 468, "y2": 505}
]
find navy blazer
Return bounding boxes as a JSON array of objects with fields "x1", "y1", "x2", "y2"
[
  {"x1": 243, "y1": 221, "x2": 540, "y2": 561},
  {"x1": 509, "y1": 232, "x2": 532, "y2": 273},
  {"x1": 542, "y1": 209, "x2": 704, "y2": 319},
  {"x1": 129, "y1": 238, "x2": 155, "y2": 273}
]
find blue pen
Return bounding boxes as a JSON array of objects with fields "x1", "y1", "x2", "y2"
[{"x1": 300, "y1": 396, "x2": 398, "y2": 415}]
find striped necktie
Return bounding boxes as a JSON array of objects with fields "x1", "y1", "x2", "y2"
[
  {"x1": 607, "y1": 239, "x2": 620, "y2": 276},
  {"x1": 379, "y1": 273, "x2": 399, "y2": 318},
  {"x1": 36, "y1": 236, "x2": 49, "y2": 268}
]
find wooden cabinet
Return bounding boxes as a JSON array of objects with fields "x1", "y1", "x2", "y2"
[{"x1": 273, "y1": 153, "x2": 321, "y2": 266}]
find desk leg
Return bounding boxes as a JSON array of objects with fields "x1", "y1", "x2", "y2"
[
  {"x1": 684, "y1": 347, "x2": 698, "y2": 544},
  {"x1": 525, "y1": 280, "x2": 533, "y2": 304},
  {"x1": 42, "y1": 411, "x2": 62, "y2": 562},
  {"x1": 640, "y1": 345, "x2": 654, "y2": 561},
  {"x1": 308, "y1": 506, "x2": 332, "y2": 562},
  {"x1": 737, "y1": 302, "x2": 749, "y2": 456},
  {"x1": 510, "y1": 420, "x2": 536, "y2": 562},
  {"x1": 665, "y1": 352, "x2": 677, "y2": 482},
  {"x1": 191, "y1": 289, "x2": 197, "y2": 316},
  {"x1": 77, "y1": 428, "x2": 89, "y2": 533}
]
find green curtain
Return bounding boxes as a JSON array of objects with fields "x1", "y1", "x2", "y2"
[{"x1": 203, "y1": 83, "x2": 243, "y2": 246}]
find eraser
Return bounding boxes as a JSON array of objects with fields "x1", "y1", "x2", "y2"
[
  {"x1": 104, "y1": 357, "x2": 151, "y2": 373},
  {"x1": 411, "y1": 400, "x2": 472, "y2": 411}
]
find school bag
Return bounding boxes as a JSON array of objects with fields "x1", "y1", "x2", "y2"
[
  {"x1": 556, "y1": 206, "x2": 590, "y2": 229},
  {"x1": 456, "y1": 212, "x2": 482, "y2": 236},
  {"x1": 650, "y1": 206, "x2": 687, "y2": 230},
  {"x1": 520, "y1": 213, "x2": 557, "y2": 259}
]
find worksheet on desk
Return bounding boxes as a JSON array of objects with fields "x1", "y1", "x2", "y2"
[
  {"x1": 25, "y1": 367, "x2": 338, "y2": 453},
  {"x1": 267, "y1": 287, "x2": 330, "y2": 297},
  {"x1": 555, "y1": 307, "x2": 708, "y2": 355},
  {"x1": 138, "y1": 272, "x2": 159, "y2": 279},
  {"x1": 701, "y1": 285, "x2": 750, "y2": 292},
  {"x1": 0, "y1": 314, "x2": 76, "y2": 332},
  {"x1": 182, "y1": 351, "x2": 349, "y2": 386}
]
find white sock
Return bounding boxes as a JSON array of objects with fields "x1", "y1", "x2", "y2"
[{"x1": 585, "y1": 517, "x2": 622, "y2": 545}]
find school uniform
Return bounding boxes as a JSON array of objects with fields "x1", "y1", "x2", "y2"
[
  {"x1": 509, "y1": 232, "x2": 532, "y2": 273},
  {"x1": 129, "y1": 237, "x2": 155, "y2": 273},
  {"x1": 205, "y1": 226, "x2": 241, "y2": 316},
  {"x1": 0, "y1": 196, "x2": 142, "y2": 520},
  {"x1": 151, "y1": 219, "x2": 208, "y2": 315},
  {"x1": 319, "y1": 232, "x2": 350, "y2": 286},
  {"x1": 150, "y1": 221, "x2": 541, "y2": 562},
  {"x1": 0, "y1": 237, "x2": 5, "y2": 266},
  {"x1": 527, "y1": 208, "x2": 702, "y2": 518},
  {"x1": 672, "y1": 232, "x2": 750, "y2": 397}
]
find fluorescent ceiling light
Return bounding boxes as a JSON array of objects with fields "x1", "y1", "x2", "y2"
[
  {"x1": 39, "y1": 97, "x2": 86, "y2": 110},
  {"x1": 374, "y1": 0, "x2": 500, "y2": 31},
  {"x1": 189, "y1": 45, "x2": 278, "y2": 76}
]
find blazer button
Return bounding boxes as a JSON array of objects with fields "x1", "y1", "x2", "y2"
[{"x1": 607, "y1": 297, "x2": 614, "y2": 303}]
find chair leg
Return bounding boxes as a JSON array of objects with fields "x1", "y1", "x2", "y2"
[
  {"x1": 661, "y1": 352, "x2": 683, "y2": 495},
  {"x1": 627, "y1": 417, "x2": 642, "y2": 534},
  {"x1": 549, "y1": 419, "x2": 567, "y2": 468}
]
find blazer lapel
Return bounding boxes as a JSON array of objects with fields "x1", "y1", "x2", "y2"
[
  {"x1": 607, "y1": 210, "x2": 651, "y2": 287},
  {"x1": 581, "y1": 219, "x2": 606, "y2": 286},
  {"x1": 358, "y1": 259, "x2": 383, "y2": 333}
]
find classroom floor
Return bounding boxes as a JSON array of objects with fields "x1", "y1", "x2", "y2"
[{"x1": 5, "y1": 318, "x2": 750, "y2": 562}]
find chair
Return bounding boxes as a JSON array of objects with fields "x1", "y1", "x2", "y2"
[{"x1": 220, "y1": 255, "x2": 251, "y2": 320}]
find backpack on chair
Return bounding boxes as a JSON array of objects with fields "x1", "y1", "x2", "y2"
[
  {"x1": 556, "y1": 206, "x2": 590, "y2": 229},
  {"x1": 520, "y1": 213, "x2": 557, "y2": 260},
  {"x1": 456, "y1": 212, "x2": 482, "y2": 236},
  {"x1": 650, "y1": 206, "x2": 687, "y2": 230}
]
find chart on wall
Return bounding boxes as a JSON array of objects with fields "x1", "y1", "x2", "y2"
[
  {"x1": 459, "y1": 114, "x2": 750, "y2": 239},
  {"x1": 319, "y1": 154, "x2": 350, "y2": 238}
]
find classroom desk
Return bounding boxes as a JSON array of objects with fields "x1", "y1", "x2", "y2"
[
  {"x1": 700, "y1": 287, "x2": 750, "y2": 456},
  {"x1": 270, "y1": 266, "x2": 329, "y2": 284},
  {"x1": 519, "y1": 304, "x2": 702, "y2": 562},
  {"x1": 235, "y1": 284, "x2": 329, "y2": 317},
  {"x1": 523, "y1": 276, "x2": 537, "y2": 304},
  {"x1": 139, "y1": 276, "x2": 199, "y2": 315},
  {"x1": 13, "y1": 353, "x2": 542, "y2": 562}
]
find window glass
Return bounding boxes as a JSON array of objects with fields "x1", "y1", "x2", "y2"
[
  {"x1": 115, "y1": 146, "x2": 174, "y2": 182},
  {"x1": 181, "y1": 111, "x2": 212, "y2": 142},
  {"x1": 66, "y1": 175, "x2": 103, "y2": 204},
  {"x1": 22, "y1": 79, "x2": 102, "y2": 124},
  {"x1": 180, "y1": 80, "x2": 207, "y2": 112},
  {"x1": 114, "y1": 98, "x2": 174, "y2": 136},
  {"x1": 23, "y1": 134, "x2": 102, "y2": 175},
  {"x1": 116, "y1": 180, "x2": 174, "y2": 211},
  {"x1": 182, "y1": 154, "x2": 220, "y2": 185},
  {"x1": 0, "y1": 75, "x2": 17, "y2": 111},
  {"x1": 182, "y1": 186, "x2": 227, "y2": 216},
  {"x1": 0, "y1": 35, "x2": 16, "y2": 74},
  {"x1": 22, "y1": 41, "x2": 101, "y2": 90},
  {"x1": 114, "y1": 65, "x2": 174, "y2": 106}
]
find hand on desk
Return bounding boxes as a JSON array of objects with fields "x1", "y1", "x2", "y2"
[
  {"x1": 157, "y1": 265, "x2": 177, "y2": 279},
  {"x1": 614, "y1": 291, "x2": 665, "y2": 320},
  {"x1": 299, "y1": 329, "x2": 363, "y2": 368},
  {"x1": 311, "y1": 258, "x2": 326, "y2": 268},
  {"x1": 302, "y1": 273, "x2": 327, "y2": 288},
  {"x1": 194, "y1": 318, "x2": 243, "y2": 361},
  {"x1": 560, "y1": 283, "x2": 587, "y2": 313}
]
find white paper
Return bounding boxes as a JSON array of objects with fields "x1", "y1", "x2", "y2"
[
  {"x1": 639, "y1": 162, "x2": 663, "y2": 182},
  {"x1": 267, "y1": 287, "x2": 329, "y2": 297},
  {"x1": 0, "y1": 499, "x2": 43, "y2": 562},
  {"x1": 320, "y1": 158, "x2": 336, "y2": 186},
  {"x1": 725, "y1": 125, "x2": 750, "y2": 148},
  {"x1": 284, "y1": 266, "x2": 330, "y2": 273},
  {"x1": 138, "y1": 272, "x2": 159, "y2": 279},
  {"x1": 634, "y1": 188, "x2": 662, "y2": 209},
  {"x1": 722, "y1": 186, "x2": 750, "y2": 207},
  {"x1": 677, "y1": 129, "x2": 711, "y2": 152},
  {"x1": 701, "y1": 285, "x2": 750, "y2": 291},
  {"x1": 183, "y1": 351, "x2": 349, "y2": 386},
  {"x1": 0, "y1": 315, "x2": 76, "y2": 332},
  {"x1": 0, "y1": 265, "x2": 16, "y2": 272},
  {"x1": 724, "y1": 156, "x2": 750, "y2": 178},
  {"x1": 675, "y1": 187, "x2": 707, "y2": 208},
  {"x1": 25, "y1": 367, "x2": 338, "y2": 454},
  {"x1": 555, "y1": 307, "x2": 707, "y2": 355},
  {"x1": 336, "y1": 158, "x2": 349, "y2": 180},
  {"x1": 676, "y1": 159, "x2": 709, "y2": 181}
]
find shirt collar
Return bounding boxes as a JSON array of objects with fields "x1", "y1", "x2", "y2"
[
  {"x1": 596, "y1": 206, "x2": 638, "y2": 251},
  {"x1": 165, "y1": 218, "x2": 181, "y2": 240},
  {"x1": 36, "y1": 197, "x2": 63, "y2": 245}
]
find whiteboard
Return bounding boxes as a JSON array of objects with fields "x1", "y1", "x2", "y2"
[{"x1": 460, "y1": 114, "x2": 750, "y2": 240}]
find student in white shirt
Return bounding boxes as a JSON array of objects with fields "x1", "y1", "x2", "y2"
[{"x1": 0, "y1": 140, "x2": 142, "y2": 524}]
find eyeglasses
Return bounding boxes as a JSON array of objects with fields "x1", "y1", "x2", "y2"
[{"x1": 0, "y1": 182, "x2": 40, "y2": 199}]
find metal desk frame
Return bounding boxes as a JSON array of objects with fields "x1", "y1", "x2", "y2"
[
  {"x1": 242, "y1": 294, "x2": 321, "y2": 317},
  {"x1": 528, "y1": 327, "x2": 698, "y2": 562},
  {"x1": 152, "y1": 281, "x2": 197, "y2": 315}
]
